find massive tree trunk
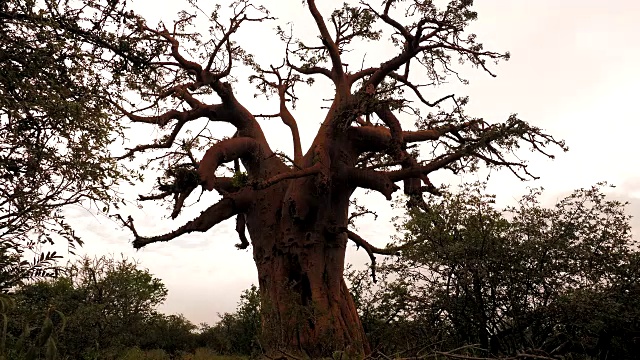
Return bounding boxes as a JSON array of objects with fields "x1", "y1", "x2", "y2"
[
  {"x1": 253, "y1": 231, "x2": 369, "y2": 356},
  {"x1": 246, "y1": 179, "x2": 370, "y2": 356}
]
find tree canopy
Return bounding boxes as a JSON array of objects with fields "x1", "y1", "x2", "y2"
[{"x1": 0, "y1": 0, "x2": 160, "y2": 253}]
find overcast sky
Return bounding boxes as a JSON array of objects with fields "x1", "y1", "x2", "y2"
[{"x1": 60, "y1": 0, "x2": 640, "y2": 325}]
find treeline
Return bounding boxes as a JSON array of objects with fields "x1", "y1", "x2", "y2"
[
  {"x1": 2, "y1": 183, "x2": 640, "y2": 359},
  {"x1": 0, "y1": 256, "x2": 261, "y2": 359},
  {"x1": 351, "y1": 183, "x2": 640, "y2": 359}
]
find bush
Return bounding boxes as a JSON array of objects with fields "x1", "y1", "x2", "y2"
[{"x1": 349, "y1": 183, "x2": 640, "y2": 359}]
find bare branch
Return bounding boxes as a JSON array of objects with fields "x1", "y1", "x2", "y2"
[
  {"x1": 387, "y1": 72, "x2": 454, "y2": 107},
  {"x1": 339, "y1": 227, "x2": 404, "y2": 283},
  {"x1": 142, "y1": 25, "x2": 203, "y2": 74},
  {"x1": 235, "y1": 214, "x2": 250, "y2": 249},
  {"x1": 386, "y1": 149, "x2": 468, "y2": 182},
  {"x1": 307, "y1": 0, "x2": 344, "y2": 78},
  {"x1": 138, "y1": 192, "x2": 172, "y2": 201},
  {"x1": 113, "y1": 103, "x2": 243, "y2": 159},
  {"x1": 287, "y1": 62, "x2": 333, "y2": 79},
  {"x1": 121, "y1": 189, "x2": 253, "y2": 249},
  {"x1": 252, "y1": 64, "x2": 304, "y2": 166},
  {"x1": 116, "y1": 116, "x2": 190, "y2": 159}
]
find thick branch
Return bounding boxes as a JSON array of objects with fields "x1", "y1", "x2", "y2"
[
  {"x1": 347, "y1": 123, "x2": 472, "y2": 154},
  {"x1": 374, "y1": 106, "x2": 404, "y2": 155},
  {"x1": 255, "y1": 163, "x2": 322, "y2": 190},
  {"x1": 235, "y1": 214, "x2": 250, "y2": 249},
  {"x1": 170, "y1": 187, "x2": 196, "y2": 219},
  {"x1": 208, "y1": 177, "x2": 241, "y2": 194},
  {"x1": 287, "y1": 62, "x2": 333, "y2": 79},
  {"x1": 278, "y1": 93, "x2": 303, "y2": 166},
  {"x1": 386, "y1": 151, "x2": 467, "y2": 182},
  {"x1": 123, "y1": 189, "x2": 253, "y2": 249},
  {"x1": 199, "y1": 137, "x2": 262, "y2": 191},
  {"x1": 139, "y1": 192, "x2": 172, "y2": 201},
  {"x1": 346, "y1": 168, "x2": 399, "y2": 200}
]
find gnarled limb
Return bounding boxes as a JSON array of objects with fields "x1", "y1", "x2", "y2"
[
  {"x1": 235, "y1": 213, "x2": 250, "y2": 249},
  {"x1": 346, "y1": 168, "x2": 399, "y2": 200},
  {"x1": 369, "y1": 107, "x2": 442, "y2": 203},
  {"x1": 277, "y1": 92, "x2": 303, "y2": 167},
  {"x1": 206, "y1": 177, "x2": 241, "y2": 194},
  {"x1": 287, "y1": 62, "x2": 333, "y2": 79},
  {"x1": 122, "y1": 189, "x2": 253, "y2": 249},
  {"x1": 374, "y1": 106, "x2": 404, "y2": 156},
  {"x1": 347, "y1": 121, "x2": 481, "y2": 154},
  {"x1": 114, "y1": 102, "x2": 216, "y2": 127},
  {"x1": 148, "y1": 175, "x2": 239, "y2": 199},
  {"x1": 114, "y1": 102, "x2": 255, "y2": 159},
  {"x1": 116, "y1": 114, "x2": 192, "y2": 159},
  {"x1": 255, "y1": 163, "x2": 322, "y2": 190},
  {"x1": 199, "y1": 137, "x2": 262, "y2": 191},
  {"x1": 170, "y1": 187, "x2": 196, "y2": 219},
  {"x1": 139, "y1": 192, "x2": 172, "y2": 201},
  {"x1": 338, "y1": 227, "x2": 403, "y2": 283}
]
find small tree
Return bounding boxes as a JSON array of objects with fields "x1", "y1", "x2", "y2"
[
  {"x1": 141, "y1": 313, "x2": 198, "y2": 355},
  {"x1": 7, "y1": 256, "x2": 168, "y2": 358}
]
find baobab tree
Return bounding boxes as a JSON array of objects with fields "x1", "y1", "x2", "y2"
[{"x1": 108, "y1": 0, "x2": 565, "y2": 356}]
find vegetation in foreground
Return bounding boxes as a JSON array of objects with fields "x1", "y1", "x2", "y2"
[{"x1": 2, "y1": 183, "x2": 639, "y2": 359}]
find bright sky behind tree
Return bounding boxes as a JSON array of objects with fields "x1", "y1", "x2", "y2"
[{"x1": 60, "y1": 0, "x2": 640, "y2": 325}]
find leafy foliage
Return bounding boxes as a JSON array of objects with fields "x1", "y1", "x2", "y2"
[
  {"x1": 4, "y1": 256, "x2": 168, "y2": 358},
  {"x1": 1, "y1": 253, "x2": 265, "y2": 358},
  {"x1": 198, "y1": 285, "x2": 261, "y2": 356},
  {"x1": 0, "y1": 242, "x2": 63, "y2": 294},
  {"x1": 349, "y1": 183, "x2": 640, "y2": 359},
  {"x1": 0, "y1": 0, "x2": 161, "y2": 254}
]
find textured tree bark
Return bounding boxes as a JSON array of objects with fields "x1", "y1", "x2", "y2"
[{"x1": 244, "y1": 181, "x2": 370, "y2": 357}]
